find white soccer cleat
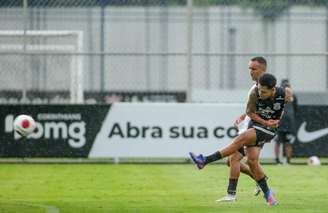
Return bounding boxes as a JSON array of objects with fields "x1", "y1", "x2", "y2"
[{"x1": 216, "y1": 194, "x2": 237, "y2": 202}]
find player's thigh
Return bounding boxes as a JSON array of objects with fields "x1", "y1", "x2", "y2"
[
  {"x1": 246, "y1": 146, "x2": 261, "y2": 162},
  {"x1": 236, "y1": 128, "x2": 257, "y2": 146}
]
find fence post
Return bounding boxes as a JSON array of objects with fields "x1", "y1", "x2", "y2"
[{"x1": 186, "y1": 0, "x2": 193, "y2": 102}]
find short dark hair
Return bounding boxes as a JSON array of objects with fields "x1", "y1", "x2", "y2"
[
  {"x1": 259, "y1": 73, "x2": 276, "y2": 89},
  {"x1": 251, "y1": 56, "x2": 267, "y2": 66},
  {"x1": 281, "y1": 79, "x2": 290, "y2": 88}
]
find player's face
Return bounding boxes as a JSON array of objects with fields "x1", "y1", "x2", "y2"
[
  {"x1": 258, "y1": 84, "x2": 275, "y2": 99},
  {"x1": 248, "y1": 61, "x2": 266, "y2": 82}
]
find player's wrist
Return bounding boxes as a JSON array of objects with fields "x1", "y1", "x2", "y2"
[{"x1": 262, "y1": 120, "x2": 269, "y2": 127}]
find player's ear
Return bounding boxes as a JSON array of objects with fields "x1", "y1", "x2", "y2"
[{"x1": 272, "y1": 87, "x2": 276, "y2": 93}]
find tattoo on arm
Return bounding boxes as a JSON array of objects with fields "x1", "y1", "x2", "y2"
[
  {"x1": 246, "y1": 90, "x2": 257, "y2": 116},
  {"x1": 246, "y1": 89, "x2": 267, "y2": 126}
]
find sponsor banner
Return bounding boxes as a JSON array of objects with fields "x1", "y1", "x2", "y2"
[
  {"x1": 89, "y1": 103, "x2": 276, "y2": 158},
  {"x1": 0, "y1": 103, "x2": 281, "y2": 158},
  {"x1": 0, "y1": 105, "x2": 109, "y2": 157},
  {"x1": 294, "y1": 105, "x2": 328, "y2": 157}
]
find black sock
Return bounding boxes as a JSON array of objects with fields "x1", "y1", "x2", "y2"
[
  {"x1": 204, "y1": 151, "x2": 222, "y2": 164},
  {"x1": 257, "y1": 177, "x2": 269, "y2": 194},
  {"x1": 255, "y1": 175, "x2": 268, "y2": 183},
  {"x1": 227, "y1": 178, "x2": 238, "y2": 195},
  {"x1": 275, "y1": 158, "x2": 280, "y2": 163},
  {"x1": 287, "y1": 158, "x2": 291, "y2": 164}
]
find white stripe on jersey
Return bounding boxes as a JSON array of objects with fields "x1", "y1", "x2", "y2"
[{"x1": 253, "y1": 126, "x2": 275, "y2": 136}]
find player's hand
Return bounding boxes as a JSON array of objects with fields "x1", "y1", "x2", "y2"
[
  {"x1": 265, "y1": 119, "x2": 280, "y2": 128},
  {"x1": 234, "y1": 117, "x2": 243, "y2": 128}
]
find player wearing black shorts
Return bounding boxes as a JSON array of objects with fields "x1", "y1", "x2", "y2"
[
  {"x1": 219, "y1": 57, "x2": 268, "y2": 202},
  {"x1": 189, "y1": 73, "x2": 292, "y2": 206}
]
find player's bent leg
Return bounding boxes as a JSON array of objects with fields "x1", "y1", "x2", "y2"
[
  {"x1": 229, "y1": 152, "x2": 242, "y2": 179},
  {"x1": 247, "y1": 147, "x2": 265, "y2": 180},
  {"x1": 219, "y1": 129, "x2": 257, "y2": 159},
  {"x1": 226, "y1": 157, "x2": 230, "y2": 167},
  {"x1": 240, "y1": 161, "x2": 253, "y2": 178},
  {"x1": 190, "y1": 129, "x2": 256, "y2": 169},
  {"x1": 239, "y1": 160, "x2": 263, "y2": 196},
  {"x1": 247, "y1": 146, "x2": 265, "y2": 196},
  {"x1": 217, "y1": 152, "x2": 242, "y2": 202},
  {"x1": 247, "y1": 147, "x2": 278, "y2": 206},
  {"x1": 226, "y1": 150, "x2": 254, "y2": 179}
]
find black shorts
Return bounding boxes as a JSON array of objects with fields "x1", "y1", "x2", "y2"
[
  {"x1": 276, "y1": 131, "x2": 295, "y2": 144},
  {"x1": 248, "y1": 120, "x2": 276, "y2": 147},
  {"x1": 237, "y1": 146, "x2": 246, "y2": 156}
]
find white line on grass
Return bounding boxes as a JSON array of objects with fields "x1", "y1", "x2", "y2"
[
  {"x1": 24, "y1": 203, "x2": 60, "y2": 213},
  {"x1": 1, "y1": 201, "x2": 60, "y2": 213}
]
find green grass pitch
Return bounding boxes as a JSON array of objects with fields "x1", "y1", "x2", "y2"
[{"x1": 0, "y1": 163, "x2": 327, "y2": 212}]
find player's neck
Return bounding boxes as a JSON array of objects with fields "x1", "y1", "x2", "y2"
[{"x1": 270, "y1": 87, "x2": 277, "y2": 100}]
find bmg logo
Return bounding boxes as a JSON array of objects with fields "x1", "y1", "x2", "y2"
[{"x1": 4, "y1": 114, "x2": 86, "y2": 148}]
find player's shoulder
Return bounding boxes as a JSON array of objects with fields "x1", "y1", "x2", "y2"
[
  {"x1": 284, "y1": 87, "x2": 293, "y2": 102},
  {"x1": 284, "y1": 87, "x2": 293, "y2": 95},
  {"x1": 247, "y1": 83, "x2": 257, "y2": 96}
]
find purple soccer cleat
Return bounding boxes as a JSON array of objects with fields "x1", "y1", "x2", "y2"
[
  {"x1": 264, "y1": 189, "x2": 278, "y2": 206},
  {"x1": 189, "y1": 152, "x2": 206, "y2": 169}
]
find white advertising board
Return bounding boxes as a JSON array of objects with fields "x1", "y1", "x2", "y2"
[{"x1": 89, "y1": 103, "x2": 276, "y2": 158}]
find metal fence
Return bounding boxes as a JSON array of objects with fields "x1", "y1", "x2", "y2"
[{"x1": 1, "y1": 0, "x2": 328, "y2": 104}]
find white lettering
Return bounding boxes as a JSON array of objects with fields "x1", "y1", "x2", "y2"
[{"x1": 4, "y1": 114, "x2": 86, "y2": 149}]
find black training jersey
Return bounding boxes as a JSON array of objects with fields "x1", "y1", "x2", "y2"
[{"x1": 255, "y1": 86, "x2": 286, "y2": 121}]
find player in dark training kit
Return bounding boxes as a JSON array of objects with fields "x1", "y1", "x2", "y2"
[
  {"x1": 218, "y1": 57, "x2": 269, "y2": 202},
  {"x1": 274, "y1": 79, "x2": 298, "y2": 164},
  {"x1": 189, "y1": 73, "x2": 292, "y2": 206}
]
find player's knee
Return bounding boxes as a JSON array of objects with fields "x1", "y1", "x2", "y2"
[
  {"x1": 247, "y1": 158, "x2": 258, "y2": 167},
  {"x1": 230, "y1": 153, "x2": 242, "y2": 162},
  {"x1": 226, "y1": 158, "x2": 230, "y2": 167}
]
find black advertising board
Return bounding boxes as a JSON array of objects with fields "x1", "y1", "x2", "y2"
[
  {"x1": 0, "y1": 105, "x2": 109, "y2": 157},
  {"x1": 293, "y1": 105, "x2": 328, "y2": 157}
]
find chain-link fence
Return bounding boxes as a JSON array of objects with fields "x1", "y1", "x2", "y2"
[{"x1": 0, "y1": 0, "x2": 328, "y2": 104}]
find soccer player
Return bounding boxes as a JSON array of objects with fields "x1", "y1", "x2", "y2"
[
  {"x1": 274, "y1": 79, "x2": 298, "y2": 164},
  {"x1": 218, "y1": 57, "x2": 268, "y2": 202},
  {"x1": 190, "y1": 73, "x2": 292, "y2": 206}
]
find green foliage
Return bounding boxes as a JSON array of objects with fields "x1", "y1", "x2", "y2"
[
  {"x1": 238, "y1": 0, "x2": 291, "y2": 21},
  {"x1": 0, "y1": 164, "x2": 327, "y2": 212}
]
